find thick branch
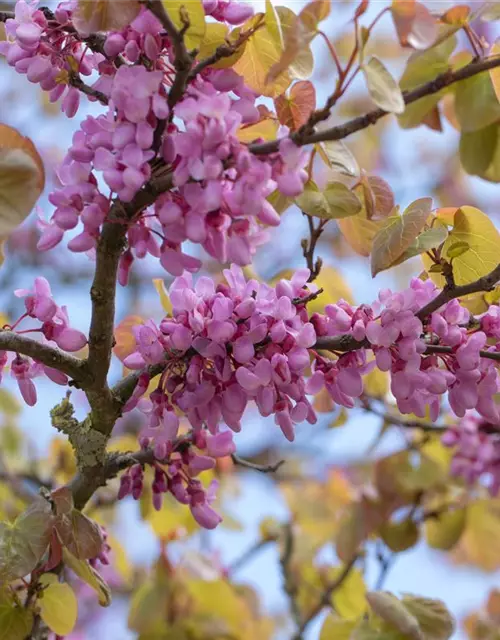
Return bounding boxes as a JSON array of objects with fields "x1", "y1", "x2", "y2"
[
  {"x1": 70, "y1": 447, "x2": 156, "y2": 509},
  {"x1": 250, "y1": 55, "x2": 500, "y2": 155},
  {"x1": 0, "y1": 331, "x2": 89, "y2": 384}
]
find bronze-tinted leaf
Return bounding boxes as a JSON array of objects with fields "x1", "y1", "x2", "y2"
[{"x1": 370, "y1": 197, "x2": 432, "y2": 276}]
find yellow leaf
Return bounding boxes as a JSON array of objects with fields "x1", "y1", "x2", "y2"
[
  {"x1": 332, "y1": 568, "x2": 367, "y2": 619},
  {"x1": 152, "y1": 278, "x2": 172, "y2": 316},
  {"x1": 147, "y1": 492, "x2": 199, "y2": 537},
  {"x1": 197, "y1": 22, "x2": 246, "y2": 69},
  {"x1": 163, "y1": 0, "x2": 206, "y2": 50},
  {"x1": 237, "y1": 118, "x2": 279, "y2": 143},
  {"x1": 74, "y1": 0, "x2": 140, "y2": 35},
  {"x1": 363, "y1": 368, "x2": 388, "y2": 398},
  {"x1": 299, "y1": 265, "x2": 353, "y2": 314},
  {"x1": 107, "y1": 434, "x2": 140, "y2": 454},
  {"x1": 233, "y1": 14, "x2": 291, "y2": 97},
  {"x1": 337, "y1": 186, "x2": 388, "y2": 257},
  {"x1": 113, "y1": 314, "x2": 144, "y2": 362},
  {"x1": 454, "y1": 500, "x2": 500, "y2": 570},
  {"x1": 0, "y1": 124, "x2": 45, "y2": 236},
  {"x1": 425, "y1": 507, "x2": 467, "y2": 551},
  {"x1": 320, "y1": 615, "x2": 357, "y2": 640},
  {"x1": 442, "y1": 206, "x2": 500, "y2": 285},
  {"x1": 38, "y1": 574, "x2": 78, "y2": 636},
  {"x1": 62, "y1": 549, "x2": 111, "y2": 606},
  {"x1": 186, "y1": 579, "x2": 254, "y2": 636},
  {"x1": 371, "y1": 198, "x2": 433, "y2": 276}
]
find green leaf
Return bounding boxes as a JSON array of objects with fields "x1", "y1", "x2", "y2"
[
  {"x1": 267, "y1": 189, "x2": 294, "y2": 215},
  {"x1": 455, "y1": 70, "x2": 500, "y2": 133},
  {"x1": 366, "y1": 592, "x2": 422, "y2": 640},
  {"x1": 380, "y1": 518, "x2": 420, "y2": 553},
  {"x1": 38, "y1": 574, "x2": 78, "y2": 636},
  {"x1": 0, "y1": 598, "x2": 33, "y2": 640},
  {"x1": 62, "y1": 549, "x2": 111, "y2": 607},
  {"x1": 0, "y1": 498, "x2": 53, "y2": 582},
  {"x1": 402, "y1": 595, "x2": 455, "y2": 639},
  {"x1": 370, "y1": 197, "x2": 433, "y2": 276},
  {"x1": 162, "y1": 0, "x2": 206, "y2": 50},
  {"x1": 363, "y1": 56, "x2": 405, "y2": 114},
  {"x1": 390, "y1": 224, "x2": 448, "y2": 268},
  {"x1": 398, "y1": 38, "x2": 456, "y2": 129},
  {"x1": 446, "y1": 240, "x2": 470, "y2": 258},
  {"x1": 316, "y1": 140, "x2": 359, "y2": 177},
  {"x1": 459, "y1": 124, "x2": 498, "y2": 177},
  {"x1": 296, "y1": 181, "x2": 362, "y2": 220},
  {"x1": 425, "y1": 508, "x2": 467, "y2": 551},
  {"x1": 128, "y1": 580, "x2": 167, "y2": 634}
]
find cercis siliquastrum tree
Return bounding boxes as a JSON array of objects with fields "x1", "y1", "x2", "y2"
[{"x1": 1, "y1": 0, "x2": 500, "y2": 637}]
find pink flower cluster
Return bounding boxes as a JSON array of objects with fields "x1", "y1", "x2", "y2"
[
  {"x1": 118, "y1": 427, "x2": 235, "y2": 529},
  {"x1": 0, "y1": 277, "x2": 86, "y2": 405},
  {"x1": 0, "y1": 1, "x2": 97, "y2": 116},
  {"x1": 313, "y1": 278, "x2": 500, "y2": 423},
  {"x1": 1, "y1": 1, "x2": 308, "y2": 276},
  {"x1": 443, "y1": 413, "x2": 500, "y2": 495}
]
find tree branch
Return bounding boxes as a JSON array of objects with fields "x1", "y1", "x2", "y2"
[
  {"x1": 280, "y1": 523, "x2": 303, "y2": 635},
  {"x1": 69, "y1": 447, "x2": 156, "y2": 510},
  {"x1": 314, "y1": 262, "x2": 500, "y2": 361},
  {"x1": 293, "y1": 554, "x2": 360, "y2": 639},
  {"x1": 69, "y1": 72, "x2": 108, "y2": 105},
  {"x1": 231, "y1": 454, "x2": 285, "y2": 473},
  {"x1": 250, "y1": 55, "x2": 500, "y2": 155},
  {"x1": 361, "y1": 398, "x2": 447, "y2": 433},
  {"x1": 0, "y1": 331, "x2": 90, "y2": 384},
  {"x1": 416, "y1": 262, "x2": 500, "y2": 320},
  {"x1": 145, "y1": 0, "x2": 193, "y2": 110}
]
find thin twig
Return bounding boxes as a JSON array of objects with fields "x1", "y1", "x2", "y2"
[
  {"x1": 362, "y1": 399, "x2": 447, "y2": 433},
  {"x1": 301, "y1": 215, "x2": 327, "y2": 282},
  {"x1": 228, "y1": 539, "x2": 271, "y2": 574},
  {"x1": 293, "y1": 554, "x2": 360, "y2": 639},
  {"x1": 374, "y1": 542, "x2": 395, "y2": 590},
  {"x1": 69, "y1": 72, "x2": 108, "y2": 105},
  {"x1": 231, "y1": 454, "x2": 285, "y2": 473},
  {"x1": 280, "y1": 523, "x2": 303, "y2": 634}
]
